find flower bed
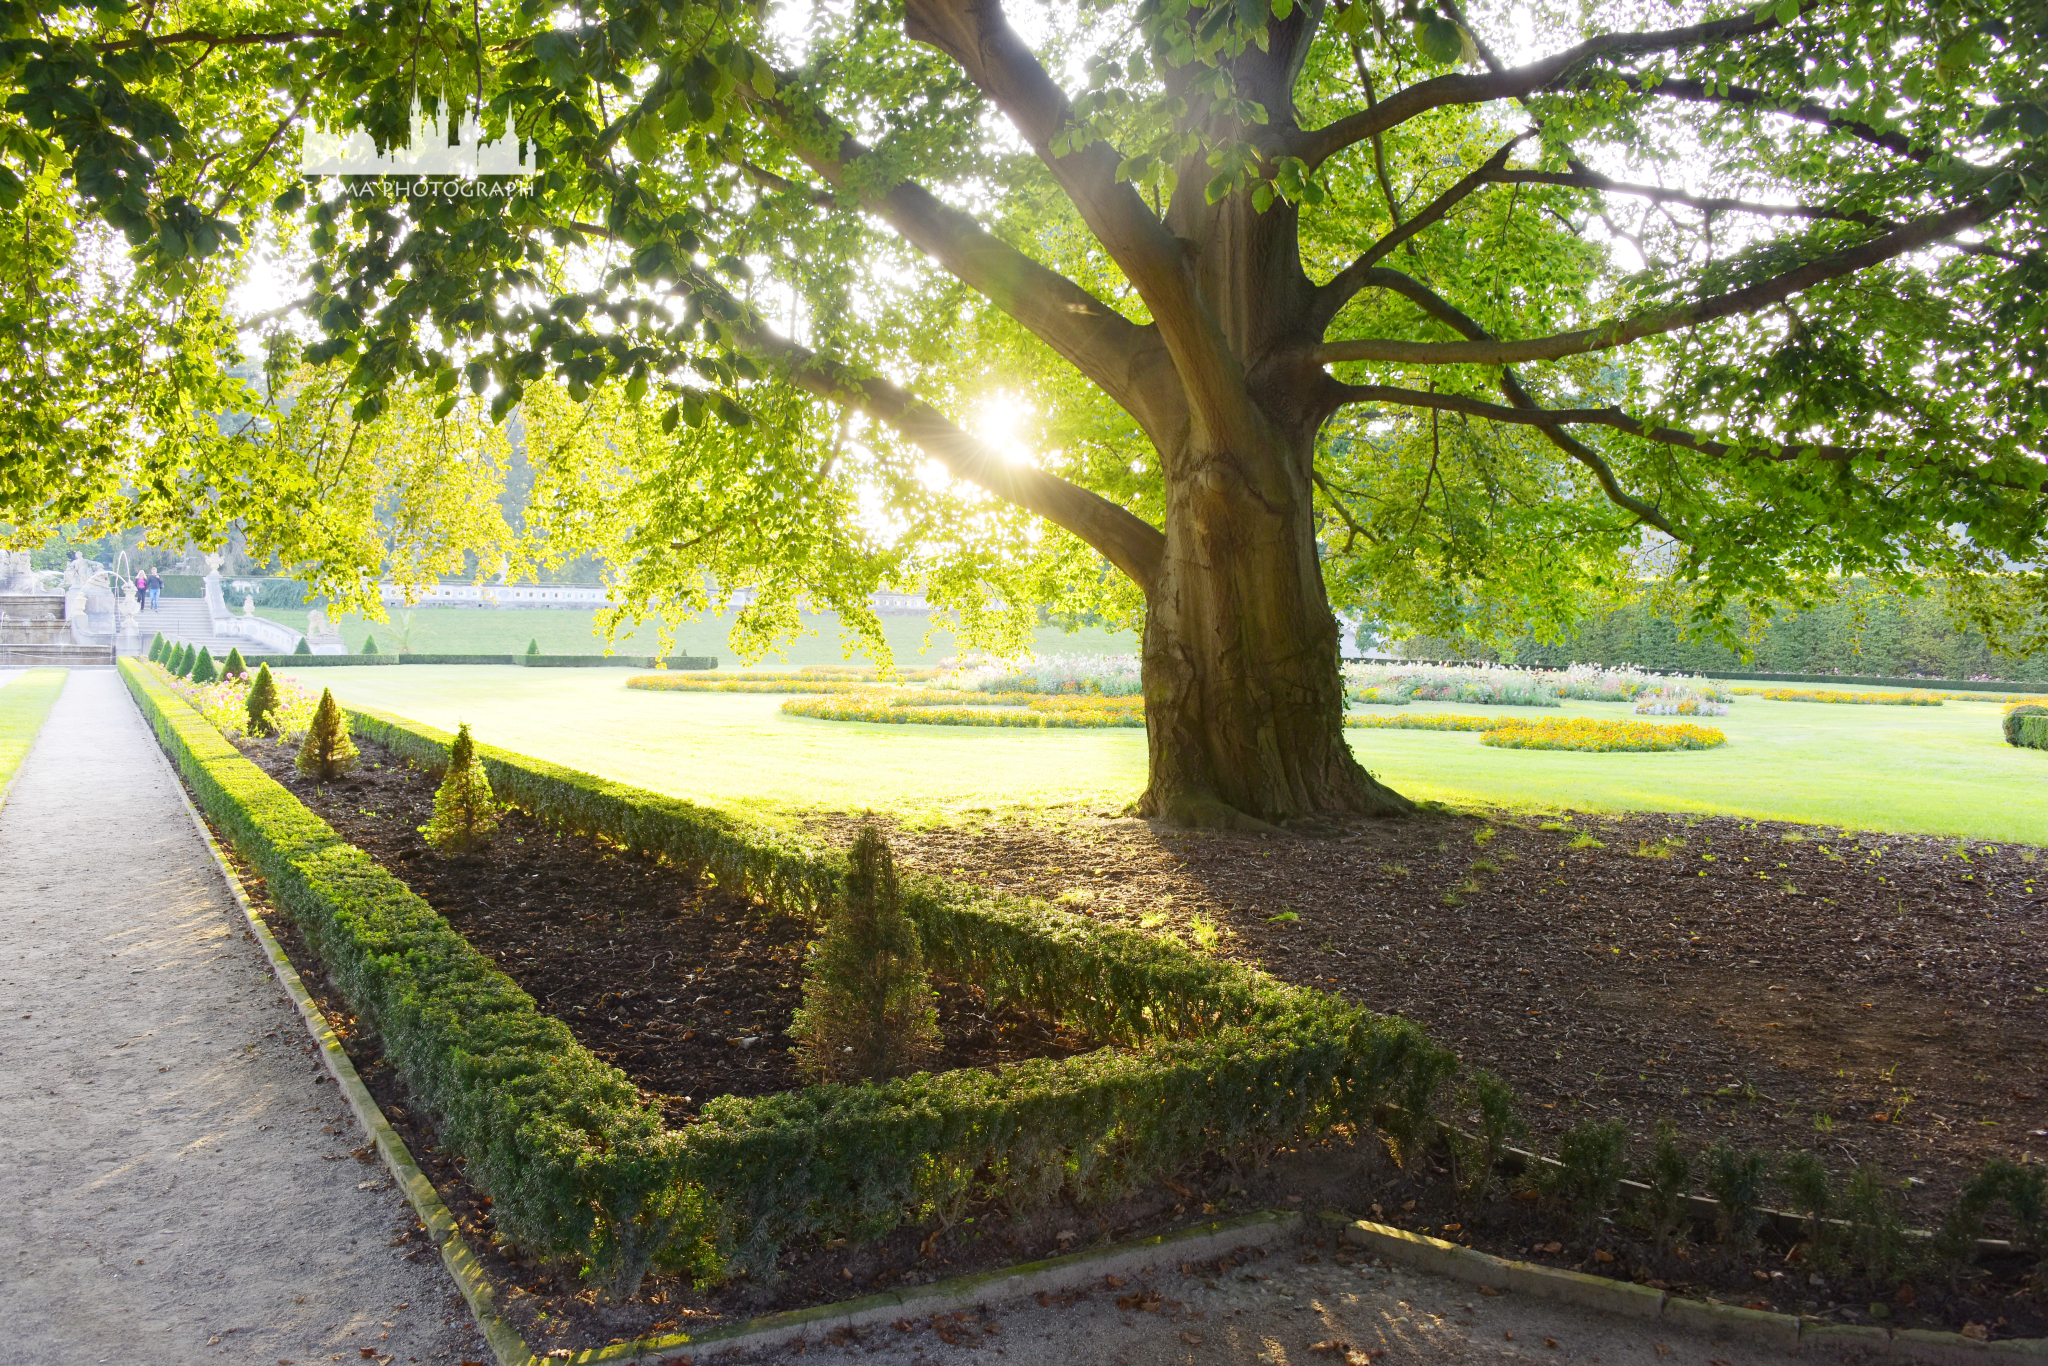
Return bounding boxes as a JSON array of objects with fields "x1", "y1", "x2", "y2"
[
  {"x1": 1343, "y1": 712, "x2": 1515, "y2": 733},
  {"x1": 1344, "y1": 661, "x2": 1729, "y2": 707},
  {"x1": 122, "y1": 658, "x2": 1457, "y2": 1298},
  {"x1": 1730, "y1": 686, "x2": 1943, "y2": 706},
  {"x1": 943, "y1": 652, "x2": 1144, "y2": 696},
  {"x1": 781, "y1": 693, "x2": 1146, "y2": 728},
  {"x1": 1481, "y1": 718, "x2": 1727, "y2": 752}
]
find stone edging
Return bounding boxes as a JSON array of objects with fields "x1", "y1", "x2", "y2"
[
  {"x1": 143, "y1": 725, "x2": 543, "y2": 1366},
  {"x1": 1329, "y1": 1217, "x2": 2048, "y2": 1366},
  {"x1": 576, "y1": 1209, "x2": 1301, "y2": 1364},
  {"x1": 136, "y1": 692, "x2": 1304, "y2": 1366}
]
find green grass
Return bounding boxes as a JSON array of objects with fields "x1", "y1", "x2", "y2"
[
  {"x1": 254, "y1": 605, "x2": 1134, "y2": 666},
  {"x1": 0, "y1": 669, "x2": 68, "y2": 806},
  {"x1": 269, "y1": 668, "x2": 2047, "y2": 840}
]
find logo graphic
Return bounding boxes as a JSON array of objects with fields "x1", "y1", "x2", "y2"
[{"x1": 301, "y1": 103, "x2": 535, "y2": 198}]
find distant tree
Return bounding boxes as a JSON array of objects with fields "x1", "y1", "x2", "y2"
[
  {"x1": 295, "y1": 688, "x2": 360, "y2": 780},
  {"x1": 190, "y1": 647, "x2": 217, "y2": 684},
  {"x1": 293, "y1": 637, "x2": 312, "y2": 657},
  {"x1": 221, "y1": 647, "x2": 248, "y2": 678},
  {"x1": 420, "y1": 722, "x2": 501, "y2": 853},
  {"x1": 361, "y1": 634, "x2": 379, "y2": 655},
  {"x1": 526, "y1": 638, "x2": 541, "y2": 657}
]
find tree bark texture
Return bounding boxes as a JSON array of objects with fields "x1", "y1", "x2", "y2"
[{"x1": 1136, "y1": 429, "x2": 1412, "y2": 829}]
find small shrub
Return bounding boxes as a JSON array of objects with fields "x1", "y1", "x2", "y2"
[
  {"x1": 295, "y1": 687, "x2": 360, "y2": 780},
  {"x1": 527, "y1": 637, "x2": 541, "y2": 656},
  {"x1": 361, "y1": 634, "x2": 379, "y2": 655},
  {"x1": 190, "y1": 647, "x2": 217, "y2": 685},
  {"x1": 1549, "y1": 1117, "x2": 1628, "y2": 1236},
  {"x1": 2005, "y1": 703, "x2": 2048, "y2": 748},
  {"x1": 1935, "y1": 1160, "x2": 2048, "y2": 1281},
  {"x1": 175, "y1": 643, "x2": 196, "y2": 677},
  {"x1": 1702, "y1": 1143, "x2": 1772, "y2": 1250},
  {"x1": 1448, "y1": 1069, "x2": 1524, "y2": 1204},
  {"x1": 1842, "y1": 1164, "x2": 1913, "y2": 1283},
  {"x1": 293, "y1": 636, "x2": 311, "y2": 655},
  {"x1": 147, "y1": 632, "x2": 165, "y2": 662},
  {"x1": 221, "y1": 647, "x2": 247, "y2": 678},
  {"x1": 1344, "y1": 712, "x2": 1515, "y2": 733},
  {"x1": 789, "y1": 825, "x2": 939, "y2": 1083},
  {"x1": 1637, "y1": 1118, "x2": 1694, "y2": 1252},
  {"x1": 420, "y1": 722, "x2": 500, "y2": 854},
  {"x1": 1779, "y1": 1150, "x2": 1839, "y2": 1269},
  {"x1": 245, "y1": 663, "x2": 281, "y2": 737}
]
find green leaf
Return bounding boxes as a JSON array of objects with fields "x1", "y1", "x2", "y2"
[
  {"x1": 1773, "y1": 0, "x2": 1799, "y2": 24},
  {"x1": 1414, "y1": 16, "x2": 1464, "y2": 64},
  {"x1": 1204, "y1": 171, "x2": 1235, "y2": 204}
]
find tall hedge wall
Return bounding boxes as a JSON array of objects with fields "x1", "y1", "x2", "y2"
[{"x1": 1399, "y1": 582, "x2": 2047, "y2": 681}]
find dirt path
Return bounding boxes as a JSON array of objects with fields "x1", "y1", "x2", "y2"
[{"x1": 0, "y1": 669, "x2": 488, "y2": 1366}]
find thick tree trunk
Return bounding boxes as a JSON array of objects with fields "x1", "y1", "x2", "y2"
[{"x1": 1135, "y1": 432, "x2": 1413, "y2": 829}]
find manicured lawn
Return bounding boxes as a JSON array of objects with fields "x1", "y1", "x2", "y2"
[
  {"x1": 277, "y1": 666, "x2": 2047, "y2": 840},
  {"x1": 255, "y1": 605, "x2": 1134, "y2": 665},
  {"x1": 0, "y1": 668, "x2": 68, "y2": 802}
]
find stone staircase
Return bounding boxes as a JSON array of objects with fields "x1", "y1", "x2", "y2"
[
  {"x1": 132, "y1": 597, "x2": 260, "y2": 657},
  {"x1": 0, "y1": 595, "x2": 115, "y2": 667}
]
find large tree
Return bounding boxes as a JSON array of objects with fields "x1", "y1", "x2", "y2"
[{"x1": 2, "y1": 0, "x2": 2043, "y2": 826}]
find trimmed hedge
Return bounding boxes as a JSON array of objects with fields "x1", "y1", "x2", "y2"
[
  {"x1": 242, "y1": 653, "x2": 718, "y2": 669},
  {"x1": 125, "y1": 665, "x2": 1453, "y2": 1298},
  {"x1": 119, "y1": 661, "x2": 676, "y2": 1286},
  {"x1": 2007, "y1": 704, "x2": 2048, "y2": 749},
  {"x1": 332, "y1": 700, "x2": 1456, "y2": 1286}
]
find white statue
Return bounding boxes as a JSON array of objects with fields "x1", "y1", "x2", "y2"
[{"x1": 242, "y1": 594, "x2": 257, "y2": 616}]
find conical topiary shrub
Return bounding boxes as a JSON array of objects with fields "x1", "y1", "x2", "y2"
[
  {"x1": 246, "y1": 663, "x2": 281, "y2": 737},
  {"x1": 173, "y1": 643, "x2": 194, "y2": 677},
  {"x1": 790, "y1": 824, "x2": 939, "y2": 1082},
  {"x1": 190, "y1": 647, "x2": 217, "y2": 684},
  {"x1": 295, "y1": 687, "x2": 359, "y2": 780},
  {"x1": 148, "y1": 632, "x2": 165, "y2": 663},
  {"x1": 526, "y1": 637, "x2": 541, "y2": 656},
  {"x1": 293, "y1": 636, "x2": 312, "y2": 656},
  {"x1": 221, "y1": 647, "x2": 247, "y2": 678},
  {"x1": 420, "y1": 722, "x2": 500, "y2": 854},
  {"x1": 361, "y1": 634, "x2": 379, "y2": 655}
]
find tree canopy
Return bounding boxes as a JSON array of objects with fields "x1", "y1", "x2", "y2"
[{"x1": 2, "y1": 0, "x2": 2043, "y2": 661}]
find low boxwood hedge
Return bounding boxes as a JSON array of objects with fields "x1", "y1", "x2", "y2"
[
  {"x1": 2006, "y1": 704, "x2": 2048, "y2": 749},
  {"x1": 240, "y1": 653, "x2": 718, "y2": 669},
  {"x1": 124, "y1": 660, "x2": 1455, "y2": 1301}
]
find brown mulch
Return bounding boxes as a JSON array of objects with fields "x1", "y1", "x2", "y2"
[
  {"x1": 235, "y1": 734, "x2": 1095, "y2": 1124},
  {"x1": 832, "y1": 807, "x2": 2048, "y2": 1224},
  {"x1": 203, "y1": 730, "x2": 2048, "y2": 1345}
]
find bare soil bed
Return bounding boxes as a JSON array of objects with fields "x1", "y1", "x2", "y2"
[{"x1": 202, "y1": 728, "x2": 2047, "y2": 1347}]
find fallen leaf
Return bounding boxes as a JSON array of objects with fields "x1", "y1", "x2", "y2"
[
  {"x1": 1309, "y1": 1343, "x2": 1352, "y2": 1357},
  {"x1": 1478, "y1": 1286, "x2": 1501, "y2": 1297},
  {"x1": 1504, "y1": 1331, "x2": 1515, "y2": 1341},
  {"x1": 892, "y1": 1320, "x2": 913, "y2": 1332},
  {"x1": 1544, "y1": 1338, "x2": 1559, "y2": 1349},
  {"x1": 1181, "y1": 1331, "x2": 1203, "y2": 1345},
  {"x1": 1401, "y1": 1199, "x2": 1417, "y2": 1212},
  {"x1": 1103, "y1": 1274, "x2": 1125, "y2": 1289},
  {"x1": 1711, "y1": 1358, "x2": 1735, "y2": 1366},
  {"x1": 1164, "y1": 1178, "x2": 1194, "y2": 1198},
  {"x1": 1592, "y1": 1250, "x2": 1615, "y2": 1264},
  {"x1": 1653, "y1": 1343, "x2": 1670, "y2": 1358},
  {"x1": 1744, "y1": 1302, "x2": 1771, "y2": 1312},
  {"x1": 1961, "y1": 1324, "x2": 1990, "y2": 1342},
  {"x1": 1536, "y1": 1242, "x2": 1563, "y2": 1255}
]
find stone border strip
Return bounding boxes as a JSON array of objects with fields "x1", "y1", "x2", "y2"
[
  {"x1": 576, "y1": 1209, "x2": 1301, "y2": 1364},
  {"x1": 146, "y1": 732, "x2": 543, "y2": 1366},
  {"x1": 135, "y1": 689, "x2": 1303, "y2": 1366},
  {"x1": 1328, "y1": 1217, "x2": 2048, "y2": 1366}
]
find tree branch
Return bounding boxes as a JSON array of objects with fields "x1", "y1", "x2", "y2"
[
  {"x1": 94, "y1": 26, "x2": 342, "y2": 49},
  {"x1": 1293, "y1": 11, "x2": 1779, "y2": 169},
  {"x1": 693, "y1": 269, "x2": 1167, "y2": 595},
  {"x1": 1487, "y1": 169, "x2": 1893, "y2": 229},
  {"x1": 1314, "y1": 198, "x2": 2000, "y2": 367},
  {"x1": 737, "y1": 85, "x2": 1183, "y2": 440},
  {"x1": 1620, "y1": 76, "x2": 1932, "y2": 164},
  {"x1": 899, "y1": 0, "x2": 1251, "y2": 450},
  {"x1": 1314, "y1": 137, "x2": 1528, "y2": 330}
]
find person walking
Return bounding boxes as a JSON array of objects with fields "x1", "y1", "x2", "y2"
[
  {"x1": 145, "y1": 568, "x2": 162, "y2": 611},
  {"x1": 134, "y1": 569, "x2": 147, "y2": 610}
]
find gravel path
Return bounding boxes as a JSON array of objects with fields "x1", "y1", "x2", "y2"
[
  {"x1": 0, "y1": 669, "x2": 488, "y2": 1366},
  {"x1": 720, "y1": 1241, "x2": 1812, "y2": 1366}
]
